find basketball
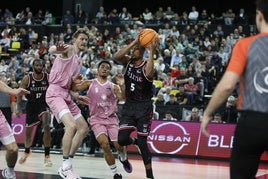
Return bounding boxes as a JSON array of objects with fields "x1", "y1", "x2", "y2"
[{"x1": 138, "y1": 28, "x2": 158, "y2": 47}]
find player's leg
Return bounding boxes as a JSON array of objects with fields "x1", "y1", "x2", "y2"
[
  {"x1": 0, "y1": 112, "x2": 18, "y2": 178},
  {"x1": 40, "y1": 111, "x2": 52, "y2": 167},
  {"x1": 19, "y1": 125, "x2": 34, "y2": 164}
]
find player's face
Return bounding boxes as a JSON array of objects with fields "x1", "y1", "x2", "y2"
[
  {"x1": 33, "y1": 62, "x2": 43, "y2": 74},
  {"x1": 98, "y1": 63, "x2": 111, "y2": 77},
  {"x1": 75, "y1": 33, "x2": 88, "y2": 51},
  {"x1": 131, "y1": 45, "x2": 144, "y2": 60}
]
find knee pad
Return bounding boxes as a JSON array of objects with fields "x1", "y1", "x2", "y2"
[{"x1": 118, "y1": 130, "x2": 133, "y2": 146}]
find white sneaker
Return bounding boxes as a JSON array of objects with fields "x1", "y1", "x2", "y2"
[
  {"x1": 2, "y1": 168, "x2": 16, "y2": 179},
  {"x1": 58, "y1": 167, "x2": 81, "y2": 179},
  {"x1": 44, "y1": 156, "x2": 53, "y2": 167}
]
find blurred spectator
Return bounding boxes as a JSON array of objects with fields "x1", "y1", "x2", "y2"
[
  {"x1": 235, "y1": 8, "x2": 248, "y2": 25},
  {"x1": 141, "y1": 8, "x2": 154, "y2": 24},
  {"x1": 223, "y1": 9, "x2": 235, "y2": 25},
  {"x1": 184, "y1": 107, "x2": 202, "y2": 121},
  {"x1": 176, "y1": 85, "x2": 189, "y2": 105},
  {"x1": 118, "y1": 7, "x2": 132, "y2": 21},
  {"x1": 218, "y1": 95, "x2": 238, "y2": 123},
  {"x1": 94, "y1": 6, "x2": 107, "y2": 24},
  {"x1": 42, "y1": 10, "x2": 53, "y2": 25},
  {"x1": 75, "y1": 9, "x2": 87, "y2": 24},
  {"x1": 184, "y1": 77, "x2": 199, "y2": 104},
  {"x1": 62, "y1": 9, "x2": 74, "y2": 26},
  {"x1": 155, "y1": 7, "x2": 164, "y2": 23},
  {"x1": 188, "y1": 6, "x2": 199, "y2": 24},
  {"x1": 211, "y1": 113, "x2": 223, "y2": 123},
  {"x1": 163, "y1": 111, "x2": 177, "y2": 121}
]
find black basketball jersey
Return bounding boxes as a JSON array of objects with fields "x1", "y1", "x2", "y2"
[
  {"x1": 124, "y1": 59, "x2": 153, "y2": 101},
  {"x1": 26, "y1": 72, "x2": 49, "y2": 104}
]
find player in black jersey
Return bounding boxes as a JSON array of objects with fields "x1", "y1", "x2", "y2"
[
  {"x1": 114, "y1": 36, "x2": 157, "y2": 179},
  {"x1": 16, "y1": 59, "x2": 52, "y2": 167}
]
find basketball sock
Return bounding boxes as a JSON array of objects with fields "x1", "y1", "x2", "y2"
[
  {"x1": 44, "y1": 147, "x2": 50, "y2": 156},
  {"x1": 109, "y1": 164, "x2": 118, "y2": 174},
  {"x1": 25, "y1": 147, "x2": 30, "y2": 154},
  {"x1": 62, "y1": 156, "x2": 70, "y2": 170},
  {"x1": 118, "y1": 147, "x2": 127, "y2": 161},
  {"x1": 69, "y1": 155, "x2": 74, "y2": 165},
  {"x1": 146, "y1": 168, "x2": 154, "y2": 179},
  {"x1": 7, "y1": 167, "x2": 14, "y2": 175}
]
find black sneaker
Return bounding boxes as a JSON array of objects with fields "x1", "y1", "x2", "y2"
[
  {"x1": 113, "y1": 173, "x2": 122, "y2": 179},
  {"x1": 119, "y1": 156, "x2": 133, "y2": 173}
]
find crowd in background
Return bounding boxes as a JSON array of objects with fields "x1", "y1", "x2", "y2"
[{"x1": 0, "y1": 5, "x2": 249, "y2": 152}]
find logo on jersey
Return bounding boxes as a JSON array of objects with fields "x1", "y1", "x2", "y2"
[
  {"x1": 253, "y1": 66, "x2": 268, "y2": 93},
  {"x1": 147, "y1": 122, "x2": 191, "y2": 154}
]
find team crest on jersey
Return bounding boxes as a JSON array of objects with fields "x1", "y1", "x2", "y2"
[
  {"x1": 95, "y1": 87, "x2": 99, "y2": 93},
  {"x1": 101, "y1": 94, "x2": 107, "y2": 100}
]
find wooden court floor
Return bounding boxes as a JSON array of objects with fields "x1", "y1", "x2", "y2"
[{"x1": 0, "y1": 150, "x2": 268, "y2": 179}]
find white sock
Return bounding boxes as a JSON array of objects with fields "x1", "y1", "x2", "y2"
[
  {"x1": 109, "y1": 164, "x2": 118, "y2": 174},
  {"x1": 118, "y1": 146, "x2": 127, "y2": 161},
  {"x1": 62, "y1": 158, "x2": 72, "y2": 170},
  {"x1": 7, "y1": 167, "x2": 14, "y2": 176}
]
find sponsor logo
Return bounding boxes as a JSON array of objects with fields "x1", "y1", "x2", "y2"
[{"x1": 148, "y1": 122, "x2": 191, "y2": 154}]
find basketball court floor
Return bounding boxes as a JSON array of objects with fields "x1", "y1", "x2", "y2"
[{"x1": 0, "y1": 149, "x2": 268, "y2": 179}]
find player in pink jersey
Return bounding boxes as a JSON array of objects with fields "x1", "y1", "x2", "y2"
[
  {"x1": 71, "y1": 60, "x2": 132, "y2": 179},
  {"x1": 46, "y1": 27, "x2": 90, "y2": 179},
  {"x1": 0, "y1": 80, "x2": 29, "y2": 179}
]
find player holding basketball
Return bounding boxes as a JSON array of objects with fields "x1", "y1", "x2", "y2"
[
  {"x1": 201, "y1": 0, "x2": 268, "y2": 178},
  {"x1": 114, "y1": 33, "x2": 158, "y2": 179},
  {"x1": 72, "y1": 60, "x2": 132, "y2": 179},
  {"x1": 46, "y1": 27, "x2": 90, "y2": 179},
  {"x1": 0, "y1": 80, "x2": 29, "y2": 179},
  {"x1": 17, "y1": 59, "x2": 52, "y2": 167}
]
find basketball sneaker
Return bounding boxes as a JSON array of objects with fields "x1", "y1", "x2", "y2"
[
  {"x1": 44, "y1": 156, "x2": 53, "y2": 167},
  {"x1": 113, "y1": 173, "x2": 122, "y2": 179},
  {"x1": 19, "y1": 152, "x2": 30, "y2": 164},
  {"x1": 58, "y1": 166, "x2": 81, "y2": 179},
  {"x1": 119, "y1": 156, "x2": 133, "y2": 173},
  {"x1": 2, "y1": 168, "x2": 16, "y2": 179}
]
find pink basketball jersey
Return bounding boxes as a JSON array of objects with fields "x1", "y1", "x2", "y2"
[
  {"x1": 49, "y1": 51, "x2": 82, "y2": 90},
  {"x1": 87, "y1": 79, "x2": 118, "y2": 119}
]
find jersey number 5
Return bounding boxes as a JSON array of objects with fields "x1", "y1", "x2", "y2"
[{"x1": 130, "y1": 83, "x2": 135, "y2": 91}]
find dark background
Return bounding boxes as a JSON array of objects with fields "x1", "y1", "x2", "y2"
[{"x1": 1, "y1": 0, "x2": 256, "y2": 22}]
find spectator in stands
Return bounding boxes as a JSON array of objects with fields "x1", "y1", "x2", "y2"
[
  {"x1": 0, "y1": 30, "x2": 11, "y2": 53},
  {"x1": 188, "y1": 6, "x2": 199, "y2": 24},
  {"x1": 165, "y1": 6, "x2": 175, "y2": 21},
  {"x1": 218, "y1": 95, "x2": 238, "y2": 123},
  {"x1": 180, "y1": 11, "x2": 189, "y2": 25},
  {"x1": 23, "y1": 11, "x2": 35, "y2": 25},
  {"x1": 15, "y1": 10, "x2": 25, "y2": 24},
  {"x1": 75, "y1": 9, "x2": 87, "y2": 24},
  {"x1": 94, "y1": 6, "x2": 107, "y2": 24},
  {"x1": 176, "y1": 85, "x2": 189, "y2": 105},
  {"x1": 163, "y1": 111, "x2": 177, "y2": 121},
  {"x1": 235, "y1": 8, "x2": 248, "y2": 25},
  {"x1": 42, "y1": 10, "x2": 53, "y2": 25},
  {"x1": 62, "y1": 9, "x2": 74, "y2": 26},
  {"x1": 0, "y1": 60, "x2": 9, "y2": 73},
  {"x1": 155, "y1": 7, "x2": 164, "y2": 23},
  {"x1": 184, "y1": 107, "x2": 202, "y2": 122},
  {"x1": 154, "y1": 92, "x2": 166, "y2": 119},
  {"x1": 107, "y1": 9, "x2": 120, "y2": 24},
  {"x1": 198, "y1": 9, "x2": 209, "y2": 24},
  {"x1": 183, "y1": 77, "x2": 199, "y2": 104},
  {"x1": 118, "y1": 7, "x2": 132, "y2": 21},
  {"x1": 34, "y1": 9, "x2": 44, "y2": 24},
  {"x1": 211, "y1": 113, "x2": 223, "y2": 123},
  {"x1": 141, "y1": 8, "x2": 154, "y2": 24},
  {"x1": 213, "y1": 25, "x2": 224, "y2": 40},
  {"x1": 223, "y1": 9, "x2": 235, "y2": 25}
]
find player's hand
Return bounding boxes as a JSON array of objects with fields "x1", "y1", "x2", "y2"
[
  {"x1": 76, "y1": 95, "x2": 90, "y2": 105},
  {"x1": 201, "y1": 113, "x2": 213, "y2": 137},
  {"x1": 73, "y1": 74, "x2": 84, "y2": 84},
  {"x1": 56, "y1": 43, "x2": 69, "y2": 52},
  {"x1": 13, "y1": 88, "x2": 30, "y2": 96}
]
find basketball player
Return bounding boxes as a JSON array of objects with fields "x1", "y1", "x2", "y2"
[
  {"x1": 201, "y1": 0, "x2": 268, "y2": 178},
  {"x1": 72, "y1": 60, "x2": 132, "y2": 179},
  {"x1": 17, "y1": 59, "x2": 52, "y2": 167},
  {"x1": 46, "y1": 27, "x2": 90, "y2": 179},
  {"x1": 0, "y1": 80, "x2": 29, "y2": 179},
  {"x1": 114, "y1": 35, "x2": 157, "y2": 179}
]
